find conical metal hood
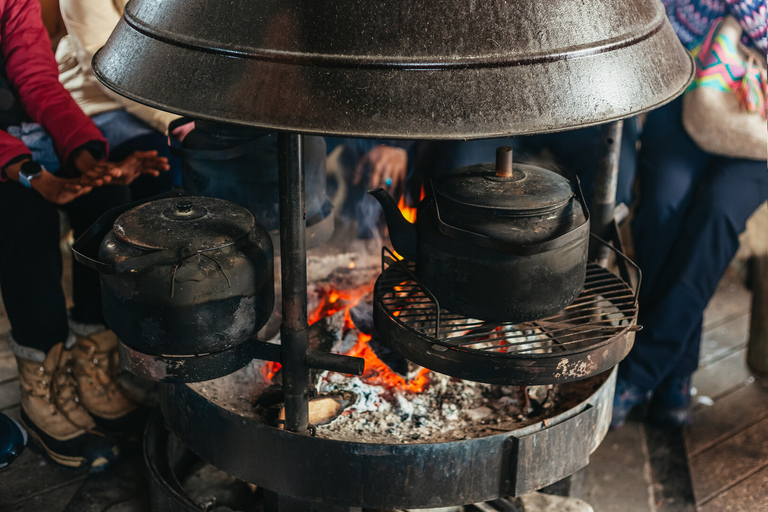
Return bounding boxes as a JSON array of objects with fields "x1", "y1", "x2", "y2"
[{"x1": 93, "y1": 0, "x2": 693, "y2": 139}]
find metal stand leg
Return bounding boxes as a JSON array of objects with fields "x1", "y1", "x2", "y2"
[
  {"x1": 277, "y1": 133, "x2": 311, "y2": 433},
  {"x1": 590, "y1": 120, "x2": 624, "y2": 263}
]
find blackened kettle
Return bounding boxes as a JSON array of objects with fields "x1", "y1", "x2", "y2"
[
  {"x1": 78, "y1": 196, "x2": 274, "y2": 357},
  {"x1": 371, "y1": 147, "x2": 589, "y2": 323}
]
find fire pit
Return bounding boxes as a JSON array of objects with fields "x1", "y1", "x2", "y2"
[
  {"x1": 88, "y1": 2, "x2": 692, "y2": 510},
  {"x1": 156, "y1": 236, "x2": 624, "y2": 509},
  {"x1": 160, "y1": 369, "x2": 614, "y2": 509}
]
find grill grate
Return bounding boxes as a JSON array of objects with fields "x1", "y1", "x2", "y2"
[{"x1": 376, "y1": 247, "x2": 638, "y2": 358}]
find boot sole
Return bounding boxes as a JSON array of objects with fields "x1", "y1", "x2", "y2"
[{"x1": 20, "y1": 411, "x2": 116, "y2": 470}]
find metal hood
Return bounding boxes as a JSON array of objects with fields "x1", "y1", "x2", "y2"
[{"x1": 93, "y1": 0, "x2": 694, "y2": 139}]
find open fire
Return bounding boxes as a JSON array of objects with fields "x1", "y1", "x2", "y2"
[{"x1": 253, "y1": 224, "x2": 556, "y2": 444}]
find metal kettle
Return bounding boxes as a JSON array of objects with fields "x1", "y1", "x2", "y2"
[
  {"x1": 74, "y1": 195, "x2": 274, "y2": 357},
  {"x1": 370, "y1": 147, "x2": 590, "y2": 323}
]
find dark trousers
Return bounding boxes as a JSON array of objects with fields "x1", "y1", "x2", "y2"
[
  {"x1": 0, "y1": 131, "x2": 174, "y2": 353},
  {"x1": 620, "y1": 97, "x2": 768, "y2": 391}
]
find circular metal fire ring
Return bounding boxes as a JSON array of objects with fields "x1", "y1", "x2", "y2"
[
  {"x1": 118, "y1": 337, "x2": 262, "y2": 383},
  {"x1": 373, "y1": 260, "x2": 638, "y2": 385},
  {"x1": 159, "y1": 369, "x2": 615, "y2": 509}
]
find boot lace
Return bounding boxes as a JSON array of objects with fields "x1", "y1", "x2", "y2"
[{"x1": 72, "y1": 335, "x2": 134, "y2": 404}]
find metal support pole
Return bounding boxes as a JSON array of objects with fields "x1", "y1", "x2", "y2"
[
  {"x1": 278, "y1": 133, "x2": 310, "y2": 433},
  {"x1": 590, "y1": 120, "x2": 624, "y2": 263}
]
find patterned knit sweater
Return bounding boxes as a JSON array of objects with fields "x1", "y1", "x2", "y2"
[{"x1": 663, "y1": 0, "x2": 767, "y2": 53}]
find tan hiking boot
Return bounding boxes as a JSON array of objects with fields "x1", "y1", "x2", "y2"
[
  {"x1": 17, "y1": 343, "x2": 120, "y2": 469},
  {"x1": 69, "y1": 329, "x2": 141, "y2": 427}
]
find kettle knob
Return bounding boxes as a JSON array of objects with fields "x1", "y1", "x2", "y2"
[{"x1": 495, "y1": 146, "x2": 514, "y2": 178}]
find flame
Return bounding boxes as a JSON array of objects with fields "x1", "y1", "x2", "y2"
[
  {"x1": 262, "y1": 361, "x2": 282, "y2": 382},
  {"x1": 341, "y1": 310, "x2": 430, "y2": 393},
  {"x1": 396, "y1": 185, "x2": 425, "y2": 225},
  {"x1": 263, "y1": 185, "x2": 431, "y2": 394},
  {"x1": 264, "y1": 277, "x2": 430, "y2": 394}
]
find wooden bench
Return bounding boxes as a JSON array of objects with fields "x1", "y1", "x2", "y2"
[{"x1": 738, "y1": 202, "x2": 768, "y2": 374}]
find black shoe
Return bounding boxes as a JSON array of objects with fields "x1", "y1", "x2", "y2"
[
  {"x1": 648, "y1": 375, "x2": 693, "y2": 428},
  {"x1": 611, "y1": 377, "x2": 649, "y2": 429},
  {"x1": 20, "y1": 409, "x2": 121, "y2": 470}
]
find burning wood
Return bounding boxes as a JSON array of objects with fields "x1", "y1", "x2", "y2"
[{"x1": 277, "y1": 395, "x2": 355, "y2": 427}]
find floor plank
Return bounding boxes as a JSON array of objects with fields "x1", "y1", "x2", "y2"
[
  {"x1": 0, "y1": 440, "x2": 87, "y2": 509},
  {"x1": 702, "y1": 271, "x2": 752, "y2": 330},
  {"x1": 698, "y1": 465, "x2": 768, "y2": 512},
  {"x1": 699, "y1": 314, "x2": 751, "y2": 368},
  {"x1": 0, "y1": 481, "x2": 84, "y2": 512},
  {"x1": 692, "y1": 348, "x2": 755, "y2": 404},
  {"x1": 689, "y1": 417, "x2": 768, "y2": 505},
  {"x1": 685, "y1": 377, "x2": 768, "y2": 458}
]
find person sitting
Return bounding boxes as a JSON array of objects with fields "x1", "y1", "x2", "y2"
[
  {"x1": 56, "y1": 0, "x2": 191, "y2": 196},
  {"x1": 0, "y1": 0, "x2": 168, "y2": 469},
  {"x1": 611, "y1": 0, "x2": 767, "y2": 428}
]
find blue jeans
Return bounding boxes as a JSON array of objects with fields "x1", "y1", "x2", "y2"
[{"x1": 620, "y1": 97, "x2": 768, "y2": 391}]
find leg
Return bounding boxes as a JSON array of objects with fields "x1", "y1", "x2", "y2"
[
  {"x1": 0, "y1": 182, "x2": 68, "y2": 356},
  {"x1": 623, "y1": 157, "x2": 768, "y2": 391},
  {"x1": 62, "y1": 185, "x2": 130, "y2": 325},
  {"x1": 631, "y1": 98, "x2": 712, "y2": 303}
]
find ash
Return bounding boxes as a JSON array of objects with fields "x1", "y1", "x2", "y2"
[{"x1": 315, "y1": 367, "x2": 539, "y2": 444}]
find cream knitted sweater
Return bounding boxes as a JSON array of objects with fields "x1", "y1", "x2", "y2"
[{"x1": 56, "y1": 0, "x2": 179, "y2": 134}]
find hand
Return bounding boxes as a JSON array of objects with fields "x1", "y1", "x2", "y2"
[
  {"x1": 2, "y1": 158, "x2": 94, "y2": 204},
  {"x1": 76, "y1": 150, "x2": 170, "y2": 187},
  {"x1": 354, "y1": 145, "x2": 407, "y2": 195},
  {"x1": 171, "y1": 121, "x2": 195, "y2": 142},
  {"x1": 32, "y1": 171, "x2": 94, "y2": 205},
  {"x1": 98, "y1": 150, "x2": 170, "y2": 186}
]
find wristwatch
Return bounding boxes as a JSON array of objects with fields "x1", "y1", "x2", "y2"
[{"x1": 18, "y1": 161, "x2": 45, "y2": 188}]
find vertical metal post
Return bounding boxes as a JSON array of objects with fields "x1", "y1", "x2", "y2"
[
  {"x1": 278, "y1": 132, "x2": 310, "y2": 433},
  {"x1": 590, "y1": 120, "x2": 624, "y2": 263}
]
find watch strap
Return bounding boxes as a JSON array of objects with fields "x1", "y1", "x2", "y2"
[{"x1": 19, "y1": 161, "x2": 44, "y2": 188}]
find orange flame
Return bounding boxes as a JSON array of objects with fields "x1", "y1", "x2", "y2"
[
  {"x1": 396, "y1": 185, "x2": 425, "y2": 224},
  {"x1": 341, "y1": 310, "x2": 430, "y2": 393},
  {"x1": 264, "y1": 278, "x2": 430, "y2": 393}
]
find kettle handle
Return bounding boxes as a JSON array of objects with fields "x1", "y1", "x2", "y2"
[
  {"x1": 72, "y1": 189, "x2": 193, "y2": 275},
  {"x1": 431, "y1": 170, "x2": 590, "y2": 256}
]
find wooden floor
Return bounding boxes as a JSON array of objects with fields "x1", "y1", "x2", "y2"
[
  {"x1": 0, "y1": 247, "x2": 765, "y2": 511},
  {"x1": 686, "y1": 271, "x2": 768, "y2": 512}
]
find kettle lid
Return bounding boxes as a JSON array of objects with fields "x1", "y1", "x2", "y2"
[
  {"x1": 433, "y1": 153, "x2": 574, "y2": 216},
  {"x1": 113, "y1": 196, "x2": 255, "y2": 251}
]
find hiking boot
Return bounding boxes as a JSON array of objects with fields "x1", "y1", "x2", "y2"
[
  {"x1": 611, "y1": 377, "x2": 648, "y2": 429},
  {"x1": 69, "y1": 329, "x2": 146, "y2": 434},
  {"x1": 17, "y1": 343, "x2": 120, "y2": 469},
  {"x1": 648, "y1": 375, "x2": 693, "y2": 428}
]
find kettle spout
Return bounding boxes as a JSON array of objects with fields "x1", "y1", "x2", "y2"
[{"x1": 369, "y1": 188, "x2": 418, "y2": 262}]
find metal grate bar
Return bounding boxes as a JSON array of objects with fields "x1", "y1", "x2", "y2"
[{"x1": 375, "y1": 258, "x2": 638, "y2": 357}]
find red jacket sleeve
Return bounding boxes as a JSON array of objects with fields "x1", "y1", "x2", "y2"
[{"x1": 0, "y1": 0, "x2": 106, "y2": 173}]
